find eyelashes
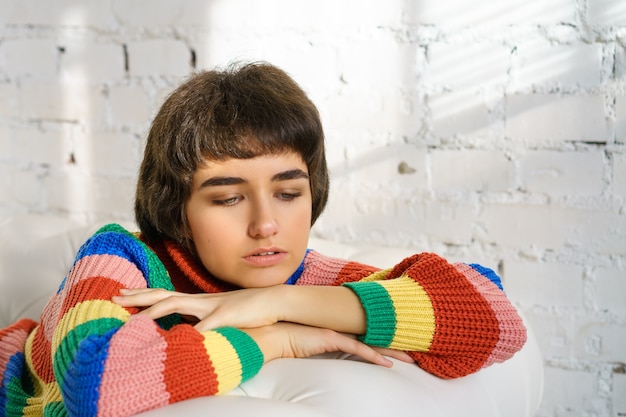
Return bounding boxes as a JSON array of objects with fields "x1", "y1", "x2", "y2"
[{"x1": 212, "y1": 192, "x2": 303, "y2": 206}]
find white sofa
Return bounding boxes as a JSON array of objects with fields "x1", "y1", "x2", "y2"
[{"x1": 0, "y1": 214, "x2": 544, "y2": 417}]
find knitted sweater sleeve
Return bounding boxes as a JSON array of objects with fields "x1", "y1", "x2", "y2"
[
  {"x1": 301, "y1": 250, "x2": 527, "y2": 379},
  {"x1": 1, "y1": 224, "x2": 263, "y2": 417}
]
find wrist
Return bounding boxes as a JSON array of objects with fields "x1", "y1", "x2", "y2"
[{"x1": 241, "y1": 325, "x2": 281, "y2": 363}]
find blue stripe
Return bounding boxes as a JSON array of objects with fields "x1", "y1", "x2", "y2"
[
  {"x1": 0, "y1": 352, "x2": 31, "y2": 417},
  {"x1": 71, "y1": 224, "x2": 174, "y2": 292},
  {"x1": 59, "y1": 328, "x2": 116, "y2": 417},
  {"x1": 75, "y1": 230, "x2": 151, "y2": 284},
  {"x1": 468, "y1": 263, "x2": 503, "y2": 291},
  {"x1": 285, "y1": 249, "x2": 311, "y2": 285}
]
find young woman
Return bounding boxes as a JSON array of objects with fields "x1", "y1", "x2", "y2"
[{"x1": 0, "y1": 62, "x2": 527, "y2": 417}]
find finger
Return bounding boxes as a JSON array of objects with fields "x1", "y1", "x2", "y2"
[
  {"x1": 118, "y1": 288, "x2": 154, "y2": 295},
  {"x1": 135, "y1": 295, "x2": 199, "y2": 320},
  {"x1": 112, "y1": 289, "x2": 177, "y2": 307},
  {"x1": 372, "y1": 347, "x2": 416, "y2": 364},
  {"x1": 335, "y1": 336, "x2": 393, "y2": 368}
]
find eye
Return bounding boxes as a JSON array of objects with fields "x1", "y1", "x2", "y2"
[
  {"x1": 276, "y1": 192, "x2": 302, "y2": 201},
  {"x1": 212, "y1": 196, "x2": 242, "y2": 206}
]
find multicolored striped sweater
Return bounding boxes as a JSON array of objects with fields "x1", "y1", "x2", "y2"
[{"x1": 0, "y1": 224, "x2": 527, "y2": 416}]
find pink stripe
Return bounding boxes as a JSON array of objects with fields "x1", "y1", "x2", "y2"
[
  {"x1": 99, "y1": 315, "x2": 170, "y2": 416},
  {"x1": 297, "y1": 251, "x2": 350, "y2": 285},
  {"x1": 454, "y1": 263, "x2": 527, "y2": 367},
  {"x1": 0, "y1": 326, "x2": 30, "y2": 377},
  {"x1": 42, "y1": 254, "x2": 147, "y2": 341}
]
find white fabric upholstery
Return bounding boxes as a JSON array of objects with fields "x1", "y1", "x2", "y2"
[{"x1": 0, "y1": 214, "x2": 544, "y2": 417}]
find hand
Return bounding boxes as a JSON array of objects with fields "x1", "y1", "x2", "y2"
[
  {"x1": 112, "y1": 287, "x2": 280, "y2": 331},
  {"x1": 244, "y1": 322, "x2": 394, "y2": 368}
]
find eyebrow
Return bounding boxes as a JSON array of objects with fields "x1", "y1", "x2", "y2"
[{"x1": 198, "y1": 168, "x2": 309, "y2": 189}]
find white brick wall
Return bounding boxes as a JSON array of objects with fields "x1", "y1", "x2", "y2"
[{"x1": 0, "y1": 1, "x2": 625, "y2": 415}]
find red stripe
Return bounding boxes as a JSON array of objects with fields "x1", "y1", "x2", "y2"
[
  {"x1": 401, "y1": 253, "x2": 500, "y2": 378},
  {"x1": 160, "y1": 324, "x2": 219, "y2": 402},
  {"x1": 58, "y1": 277, "x2": 136, "y2": 318}
]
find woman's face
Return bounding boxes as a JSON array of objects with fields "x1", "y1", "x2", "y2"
[{"x1": 185, "y1": 152, "x2": 312, "y2": 288}]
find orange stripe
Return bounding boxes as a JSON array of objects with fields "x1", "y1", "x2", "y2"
[
  {"x1": 404, "y1": 253, "x2": 499, "y2": 378},
  {"x1": 58, "y1": 277, "x2": 135, "y2": 319},
  {"x1": 161, "y1": 324, "x2": 219, "y2": 403}
]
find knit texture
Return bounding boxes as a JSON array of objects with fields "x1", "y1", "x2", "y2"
[
  {"x1": 0, "y1": 224, "x2": 263, "y2": 417},
  {"x1": 0, "y1": 224, "x2": 527, "y2": 416}
]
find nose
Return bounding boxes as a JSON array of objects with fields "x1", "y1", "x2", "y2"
[{"x1": 248, "y1": 199, "x2": 278, "y2": 238}]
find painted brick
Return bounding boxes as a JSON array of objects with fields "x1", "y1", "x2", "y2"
[
  {"x1": 112, "y1": 0, "x2": 183, "y2": 27},
  {"x1": 59, "y1": 42, "x2": 125, "y2": 83},
  {"x1": 431, "y1": 150, "x2": 514, "y2": 192},
  {"x1": 324, "y1": 93, "x2": 420, "y2": 139},
  {"x1": 200, "y1": 0, "x2": 404, "y2": 30},
  {"x1": 317, "y1": 189, "x2": 477, "y2": 247},
  {"x1": 518, "y1": 150, "x2": 605, "y2": 196},
  {"x1": 506, "y1": 94, "x2": 610, "y2": 143},
  {"x1": 0, "y1": 165, "x2": 13, "y2": 205},
  {"x1": 617, "y1": 95, "x2": 626, "y2": 144},
  {"x1": 0, "y1": 165, "x2": 40, "y2": 206},
  {"x1": 13, "y1": 125, "x2": 72, "y2": 168},
  {"x1": 20, "y1": 82, "x2": 107, "y2": 122},
  {"x1": 5, "y1": 0, "x2": 118, "y2": 29},
  {"x1": 573, "y1": 321, "x2": 626, "y2": 362},
  {"x1": 429, "y1": 89, "x2": 490, "y2": 137},
  {"x1": 109, "y1": 86, "x2": 152, "y2": 125},
  {"x1": 614, "y1": 373, "x2": 626, "y2": 417},
  {"x1": 616, "y1": 47, "x2": 626, "y2": 88},
  {"x1": 425, "y1": 42, "x2": 509, "y2": 88},
  {"x1": 11, "y1": 169, "x2": 41, "y2": 206},
  {"x1": 403, "y1": 0, "x2": 576, "y2": 26},
  {"x1": 73, "y1": 131, "x2": 140, "y2": 175},
  {"x1": 480, "y1": 204, "x2": 626, "y2": 254},
  {"x1": 0, "y1": 126, "x2": 12, "y2": 160},
  {"x1": 504, "y1": 261, "x2": 584, "y2": 308},
  {"x1": 339, "y1": 35, "x2": 418, "y2": 92},
  {"x1": 336, "y1": 144, "x2": 429, "y2": 194},
  {"x1": 595, "y1": 266, "x2": 626, "y2": 311},
  {"x1": 614, "y1": 152, "x2": 626, "y2": 196},
  {"x1": 539, "y1": 367, "x2": 598, "y2": 415},
  {"x1": 0, "y1": 39, "x2": 58, "y2": 79},
  {"x1": 44, "y1": 174, "x2": 135, "y2": 216},
  {"x1": 0, "y1": 83, "x2": 19, "y2": 118},
  {"x1": 127, "y1": 40, "x2": 192, "y2": 77},
  {"x1": 588, "y1": 0, "x2": 626, "y2": 26},
  {"x1": 513, "y1": 39, "x2": 603, "y2": 88},
  {"x1": 524, "y1": 311, "x2": 572, "y2": 358}
]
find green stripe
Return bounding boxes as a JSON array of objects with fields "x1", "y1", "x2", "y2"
[
  {"x1": 5, "y1": 377, "x2": 30, "y2": 417},
  {"x1": 342, "y1": 281, "x2": 397, "y2": 347},
  {"x1": 53, "y1": 317, "x2": 123, "y2": 387},
  {"x1": 43, "y1": 401, "x2": 66, "y2": 417},
  {"x1": 214, "y1": 327, "x2": 264, "y2": 382}
]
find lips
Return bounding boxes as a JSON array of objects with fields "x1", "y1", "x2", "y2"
[{"x1": 243, "y1": 248, "x2": 287, "y2": 267}]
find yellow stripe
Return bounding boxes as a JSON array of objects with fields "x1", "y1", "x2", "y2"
[
  {"x1": 201, "y1": 331, "x2": 243, "y2": 394},
  {"x1": 22, "y1": 381, "x2": 62, "y2": 416},
  {"x1": 52, "y1": 300, "x2": 130, "y2": 352},
  {"x1": 360, "y1": 268, "x2": 392, "y2": 282},
  {"x1": 376, "y1": 276, "x2": 436, "y2": 351},
  {"x1": 22, "y1": 327, "x2": 64, "y2": 415}
]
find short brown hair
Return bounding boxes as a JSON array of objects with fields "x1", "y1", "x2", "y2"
[{"x1": 135, "y1": 62, "x2": 329, "y2": 246}]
